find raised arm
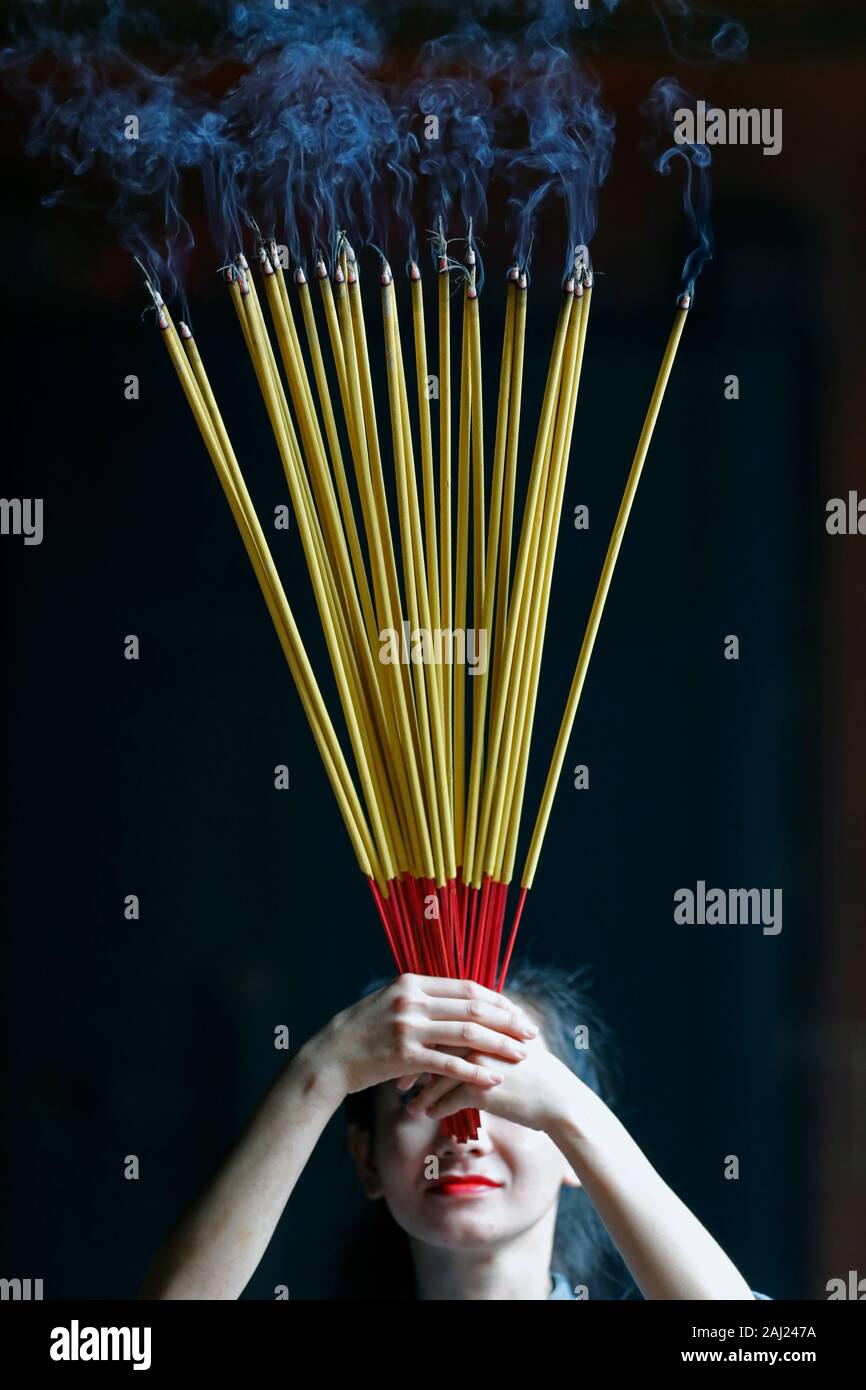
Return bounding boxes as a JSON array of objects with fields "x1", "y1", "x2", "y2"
[
  {"x1": 413, "y1": 1035, "x2": 758, "y2": 1300},
  {"x1": 137, "y1": 1033, "x2": 344, "y2": 1300},
  {"x1": 546, "y1": 1087, "x2": 757, "y2": 1300}
]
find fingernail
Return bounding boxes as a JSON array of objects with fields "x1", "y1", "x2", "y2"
[{"x1": 524, "y1": 1023, "x2": 538, "y2": 1035}]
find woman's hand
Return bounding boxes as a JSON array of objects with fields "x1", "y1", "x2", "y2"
[
  {"x1": 405, "y1": 1031, "x2": 590, "y2": 1134},
  {"x1": 318, "y1": 974, "x2": 540, "y2": 1100}
]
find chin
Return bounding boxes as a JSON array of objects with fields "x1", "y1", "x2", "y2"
[
  {"x1": 391, "y1": 1187, "x2": 539, "y2": 1249},
  {"x1": 406, "y1": 1207, "x2": 510, "y2": 1249}
]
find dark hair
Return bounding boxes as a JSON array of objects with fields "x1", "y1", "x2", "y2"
[{"x1": 333, "y1": 959, "x2": 634, "y2": 1299}]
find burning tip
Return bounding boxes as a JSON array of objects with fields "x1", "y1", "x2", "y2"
[
  {"x1": 564, "y1": 275, "x2": 575, "y2": 294},
  {"x1": 465, "y1": 246, "x2": 476, "y2": 266},
  {"x1": 236, "y1": 252, "x2": 250, "y2": 272},
  {"x1": 135, "y1": 256, "x2": 163, "y2": 309},
  {"x1": 438, "y1": 256, "x2": 449, "y2": 274},
  {"x1": 582, "y1": 268, "x2": 594, "y2": 290},
  {"x1": 223, "y1": 265, "x2": 236, "y2": 285},
  {"x1": 157, "y1": 310, "x2": 168, "y2": 331},
  {"x1": 334, "y1": 264, "x2": 345, "y2": 284},
  {"x1": 380, "y1": 262, "x2": 393, "y2": 286},
  {"x1": 409, "y1": 261, "x2": 421, "y2": 282},
  {"x1": 347, "y1": 265, "x2": 358, "y2": 285},
  {"x1": 467, "y1": 284, "x2": 478, "y2": 300},
  {"x1": 518, "y1": 271, "x2": 528, "y2": 290},
  {"x1": 178, "y1": 321, "x2": 192, "y2": 340},
  {"x1": 295, "y1": 266, "x2": 307, "y2": 285},
  {"x1": 507, "y1": 264, "x2": 519, "y2": 282},
  {"x1": 575, "y1": 279, "x2": 584, "y2": 298},
  {"x1": 316, "y1": 256, "x2": 328, "y2": 279},
  {"x1": 677, "y1": 290, "x2": 692, "y2": 311}
]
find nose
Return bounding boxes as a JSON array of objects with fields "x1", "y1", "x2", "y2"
[{"x1": 436, "y1": 1119, "x2": 493, "y2": 1156}]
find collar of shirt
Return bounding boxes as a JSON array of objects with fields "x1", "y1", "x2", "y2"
[{"x1": 548, "y1": 1271, "x2": 576, "y2": 1299}]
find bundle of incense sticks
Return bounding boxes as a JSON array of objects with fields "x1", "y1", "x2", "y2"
[{"x1": 148, "y1": 230, "x2": 690, "y2": 1142}]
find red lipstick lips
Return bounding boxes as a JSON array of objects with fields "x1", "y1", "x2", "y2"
[{"x1": 428, "y1": 1174, "x2": 504, "y2": 1197}]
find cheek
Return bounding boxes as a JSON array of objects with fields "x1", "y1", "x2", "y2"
[
  {"x1": 496, "y1": 1128, "x2": 568, "y2": 1203},
  {"x1": 376, "y1": 1113, "x2": 438, "y2": 1192},
  {"x1": 374, "y1": 1118, "x2": 446, "y2": 1227}
]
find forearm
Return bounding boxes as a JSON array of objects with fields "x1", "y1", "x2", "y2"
[
  {"x1": 548, "y1": 1088, "x2": 755, "y2": 1300},
  {"x1": 139, "y1": 1034, "x2": 344, "y2": 1300}
]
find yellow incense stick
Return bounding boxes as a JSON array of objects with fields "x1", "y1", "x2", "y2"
[
  {"x1": 383, "y1": 262, "x2": 439, "y2": 878},
  {"x1": 437, "y1": 260, "x2": 453, "y2": 803},
  {"x1": 484, "y1": 283, "x2": 584, "y2": 879},
  {"x1": 236, "y1": 268, "x2": 398, "y2": 884},
  {"x1": 158, "y1": 313, "x2": 380, "y2": 884},
  {"x1": 492, "y1": 271, "x2": 527, "y2": 712},
  {"x1": 295, "y1": 266, "x2": 378, "y2": 648},
  {"x1": 381, "y1": 269, "x2": 444, "y2": 885},
  {"x1": 341, "y1": 267, "x2": 428, "y2": 878},
  {"x1": 521, "y1": 292, "x2": 692, "y2": 890},
  {"x1": 496, "y1": 284, "x2": 592, "y2": 881},
  {"x1": 462, "y1": 273, "x2": 516, "y2": 886},
  {"x1": 474, "y1": 280, "x2": 575, "y2": 874},
  {"x1": 453, "y1": 281, "x2": 472, "y2": 866},
  {"x1": 404, "y1": 266, "x2": 456, "y2": 882}
]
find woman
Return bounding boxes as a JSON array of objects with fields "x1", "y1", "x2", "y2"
[{"x1": 139, "y1": 962, "x2": 771, "y2": 1300}]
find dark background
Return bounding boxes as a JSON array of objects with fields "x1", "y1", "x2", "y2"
[{"x1": 2, "y1": 0, "x2": 865, "y2": 1300}]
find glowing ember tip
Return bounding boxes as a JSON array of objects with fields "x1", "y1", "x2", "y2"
[
  {"x1": 236, "y1": 252, "x2": 249, "y2": 271},
  {"x1": 507, "y1": 265, "x2": 519, "y2": 282},
  {"x1": 518, "y1": 271, "x2": 528, "y2": 290},
  {"x1": 564, "y1": 275, "x2": 575, "y2": 294},
  {"x1": 438, "y1": 256, "x2": 448, "y2": 273},
  {"x1": 467, "y1": 284, "x2": 478, "y2": 300},
  {"x1": 316, "y1": 257, "x2": 327, "y2": 279},
  {"x1": 409, "y1": 261, "x2": 421, "y2": 281},
  {"x1": 178, "y1": 321, "x2": 192, "y2": 340},
  {"x1": 334, "y1": 264, "x2": 345, "y2": 284},
  {"x1": 380, "y1": 262, "x2": 393, "y2": 286},
  {"x1": 158, "y1": 311, "x2": 168, "y2": 331},
  {"x1": 295, "y1": 267, "x2": 307, "y2": 285},
  {"x1": 678, "y1": 290, "x2": 692, "y2": 311}
]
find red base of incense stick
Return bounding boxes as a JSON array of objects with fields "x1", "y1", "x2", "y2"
[{"x1": 367, "y1": 872, "x2": 527, "y2": 1142}]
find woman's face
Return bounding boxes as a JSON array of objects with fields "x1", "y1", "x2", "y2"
[{"x1": 348, "y1": 1028, "x2": 580, "y2": 1251}]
